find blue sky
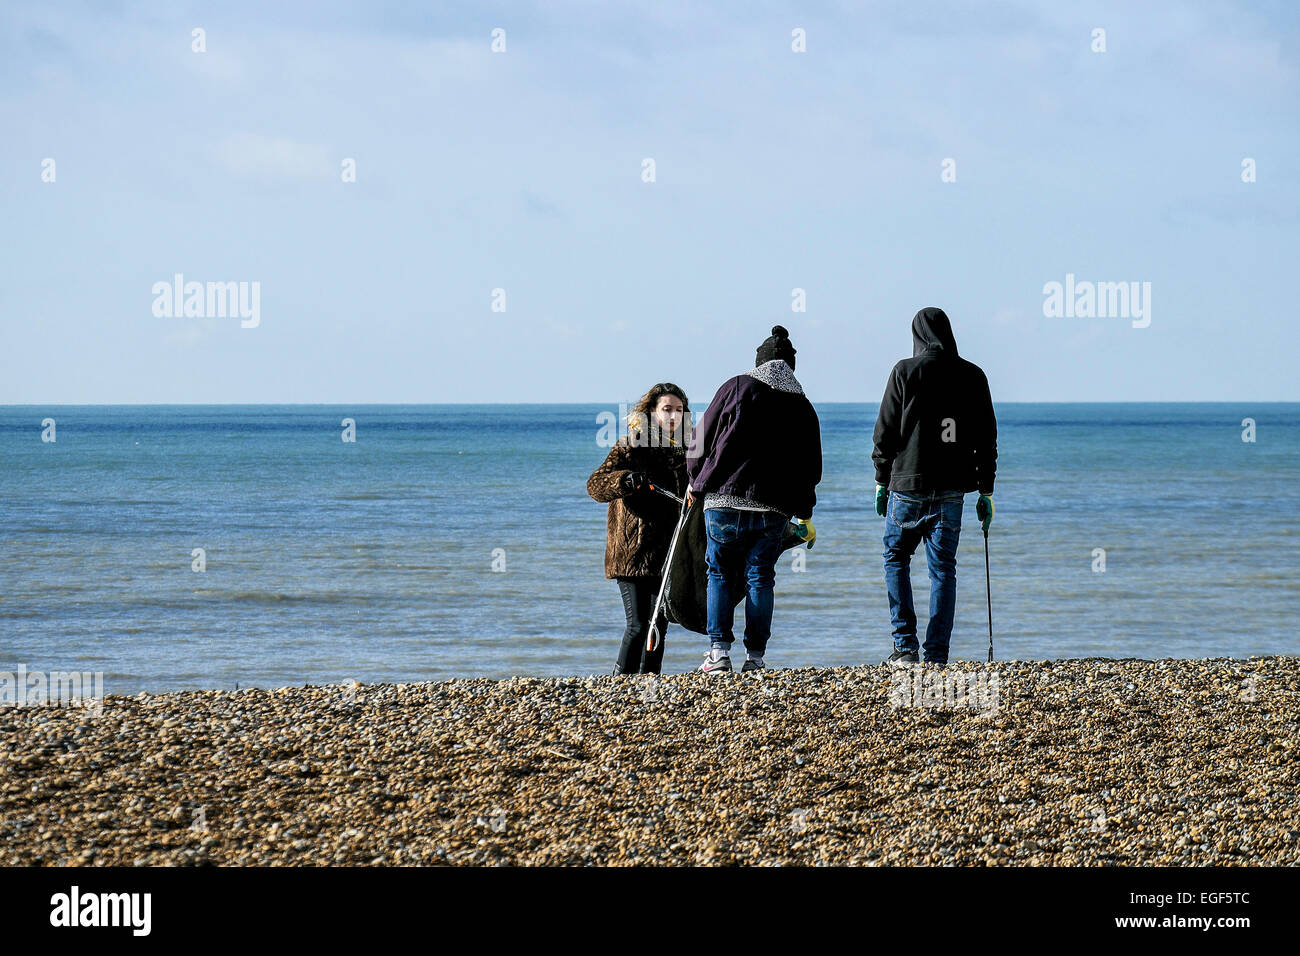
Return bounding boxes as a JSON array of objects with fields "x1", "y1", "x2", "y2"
[{"x1": 3, "y1": 0, "x2": 1297, "y2": 404}]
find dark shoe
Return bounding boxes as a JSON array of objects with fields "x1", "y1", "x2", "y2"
[
  {"x1": 741, "y1": 658, "x2": 765, "y2": 673},
  {"x1": 883, "y1": 649, "x2": 919, "y2": 667}
]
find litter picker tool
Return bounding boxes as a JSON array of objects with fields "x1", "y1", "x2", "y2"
[
  {"x1": 645, "y1": 482, "x2": 688, "y2": 655},
  {"x1": 984, "y1": 526, "x2": 994, "y2": 662}
]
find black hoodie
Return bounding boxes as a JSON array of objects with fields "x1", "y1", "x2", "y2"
[{"x1": 871, "y1": 308, "x2": 997, "y2": 494}]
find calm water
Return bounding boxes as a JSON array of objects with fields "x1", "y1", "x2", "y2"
[{"x1": 1, "y1": 404, "x2": 1297, "y2": 694}]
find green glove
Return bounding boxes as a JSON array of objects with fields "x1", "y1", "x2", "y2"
[
  {"x1": 792, "y1": 518, "x2": 816, "y2": 550},
  {"x1": 976, "y1": 494, "x2": 994, "y2": 533},
  {"x1": 875, "y1": 484, "x2": 888, "y2": 517}
]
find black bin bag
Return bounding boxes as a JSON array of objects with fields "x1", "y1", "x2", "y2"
[{"x1": 661, "y1": 501, "x2": 806, "y2": 635}]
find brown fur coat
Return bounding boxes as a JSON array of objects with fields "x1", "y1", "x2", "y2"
[{"x1": 587, "y1": 441, "x2": 689, "y2": 579}]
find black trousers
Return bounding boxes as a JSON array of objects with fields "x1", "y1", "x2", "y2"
[{"x1": 614, "y1": 577, "x2": 668, "y2": 674}]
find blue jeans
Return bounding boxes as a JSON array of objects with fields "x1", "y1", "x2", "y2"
[
  {"x1": 882, "y1": 490, "x2": 965, "y2": 663},
  {"x1": 704, "y1": 507, "x2": 787, "y2": 656}
]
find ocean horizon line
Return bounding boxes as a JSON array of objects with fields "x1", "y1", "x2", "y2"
[{"x1": 4, "y1": 400, "x2": 1300, "y2": 408}]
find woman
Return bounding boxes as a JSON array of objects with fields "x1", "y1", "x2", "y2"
[{"x1": 587, "y1": 383, "x2": 690, "y2": 674}]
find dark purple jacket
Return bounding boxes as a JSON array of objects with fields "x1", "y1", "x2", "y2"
[{"x1": 686, "y1": 360, "x2": 822, "y2": 518}]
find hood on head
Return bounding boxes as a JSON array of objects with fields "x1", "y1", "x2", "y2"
[{"x1": 912, "y1": 307, "x2": 958, "y2": 357}]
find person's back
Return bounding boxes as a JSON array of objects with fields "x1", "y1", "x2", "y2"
[
  {"x1": 687, "y1": 325, "x2": 822, "y2": 673},
  {"x1": 872, "y1": 308, "x2": 995, "y2": 495},
  {"x1": 691, "y1": 358, "x2": 820, "y2": 519},
  {"x1": 872, "y1": 308, "x2": 997, "y2": 665}
]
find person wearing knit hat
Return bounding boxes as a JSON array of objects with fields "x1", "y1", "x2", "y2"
[
  {"x1": 755, "y1": 325, "x2": 797, "y2": 368},
  {"x1": 684, "y1": 326, "x2": 822, "y2": 674}
]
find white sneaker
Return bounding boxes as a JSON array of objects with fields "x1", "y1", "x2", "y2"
[{"x1": 696, "y1": 651, "x2": 733, "y2": 674}]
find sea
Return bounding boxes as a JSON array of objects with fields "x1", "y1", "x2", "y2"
[{"x1": 2, "y1": 404, "x2": 1297, "y2": 694}]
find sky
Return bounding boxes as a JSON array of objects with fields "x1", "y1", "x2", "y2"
[{"x1": 2, "y1": 0, "x2": 1297, "y2": 404}]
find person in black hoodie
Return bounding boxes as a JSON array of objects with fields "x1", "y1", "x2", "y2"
[
  {"x1": 686, "y1": 326, "x2": 822, "y2": 674},
  {"x1": 871, "y1": 308, "x2": 997, "y2": 666}
]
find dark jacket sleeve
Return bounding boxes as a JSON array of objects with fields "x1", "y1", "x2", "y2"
[
  {"x1": 801, "y1": 399, "x2": 823, "y2": 518},
  {"x1": 871, "y1": 364, "x2": 903, "y2": 487},
  {"x1": 587, "y1": 443, "x2": 632, "y2": 502},
  {"x1": 686, "y1": 379, "x2": 734, "y2": 492},
  {"x1": 973, "y1": 371, "x2": 998, "y2": 495}
]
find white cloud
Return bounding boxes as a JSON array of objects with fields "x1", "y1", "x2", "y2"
[{"x1": 214, "y1": 131, "x2": 333, "y2": 181}]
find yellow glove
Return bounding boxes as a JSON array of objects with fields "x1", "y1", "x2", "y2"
[{"x1": 793, "y1": 518, "x2": 816, "y2": 550}]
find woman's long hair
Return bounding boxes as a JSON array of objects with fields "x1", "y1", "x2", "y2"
[{"x1": 627, "y1": 382, "x2": 690, "y2": 448}]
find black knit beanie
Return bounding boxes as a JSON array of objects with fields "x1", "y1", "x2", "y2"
[{"x1": 755, "y1": 325, "x2": 796, "y2": 369}]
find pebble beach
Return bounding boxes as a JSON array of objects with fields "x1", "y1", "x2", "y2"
[{"x1": 2, "y1": 657, "x2": 1297, "y2": 866}]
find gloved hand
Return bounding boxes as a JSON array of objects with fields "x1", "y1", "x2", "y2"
[
  {"x1": 976, "y1": 494, "x2": 994, "y2": 533},
  {"x1": 621, "y1": 471, "x2": 650, "y2": 495},
  {"x1": 875, "y1": 484, "x2": 888, "y2": 517},
  {"x1": 792, "y1": 518, "x2": 816, "y2": 550}
]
